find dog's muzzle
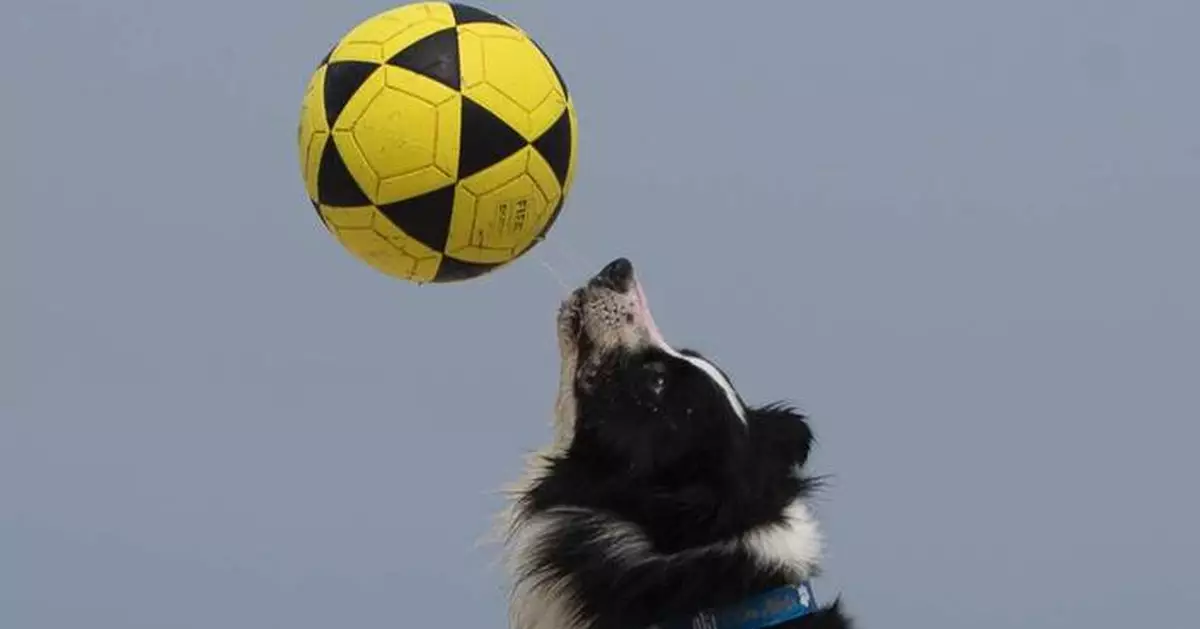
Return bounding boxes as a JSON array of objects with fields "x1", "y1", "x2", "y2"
[{"x1": 558, "y1": 257, "x2": 667, "y2": 359}]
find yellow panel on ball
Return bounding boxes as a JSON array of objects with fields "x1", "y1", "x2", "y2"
[
  {"x1": 318, "y1": 205, "x2": 375, "y2": 229},
  {"x1": 331, "y1": 65, "x2": 462, "y2": 206},
  {"x1": 330, "y1": 2, "x2": 456, "y2": 64},
  {"x1": 350, "y1": 88, "x2": 436, "y2": 180},
  {"x1": 457, "y1": 23, "x2": 568, "y2": 141},
  {"x1": 374, "y1": 66, "x2": 462, "y2": 204},
  {"x1": 446, "y1": 147, "x2": 555, "y2": 264},
  {"x1": 315, "y1": 203, "x2": 442, "y2": 282},
  {"x1": 334, "y1": 226, "x2": 442, "y2": 283},
  {"x1": 523, "y1": 147, "x2": 566, "y2": 232}
]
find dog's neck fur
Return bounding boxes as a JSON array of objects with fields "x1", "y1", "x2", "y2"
[{"x1": 502, "y1": 500, "x2": 822, "y2": 629}]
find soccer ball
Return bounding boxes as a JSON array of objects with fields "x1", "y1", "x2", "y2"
[{"x1": 298, "y1": 2, "x2": 578, "y2": 284}]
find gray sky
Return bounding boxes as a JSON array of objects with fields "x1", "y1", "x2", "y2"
[{"x1": 3, "y1": 1, "x2": 1198, "y2": 627}]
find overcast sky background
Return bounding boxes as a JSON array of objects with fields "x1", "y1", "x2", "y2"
[{"x1": 3, "y1": 1, "x2": 1198, "y2": 627}]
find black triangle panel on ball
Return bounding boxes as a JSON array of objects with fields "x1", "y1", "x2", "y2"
[
  {"x1": 317, "y1": 139, "x2": 371, "y2": 207},
  {"x1": 449, "y1": 3, "x2": 510, "y2": 26},
  {"x1": 457, "y1": 96, "x2": 529, "y2": 179},
  {"x1": 376, "y1": 185, "x2": 457, "y2": 253},
  {"x1": 532, "y1": 109, "x2": 573, "y2": 187},
  {"x1": 386, "y1": 27, "x2": 460, "y2": 91},
  {"x1": 322, "y1": 61, "x2": 381, "y2": 128},
  {"x1": 433, "y1": 254, "x2": 504, "y2": 283}
]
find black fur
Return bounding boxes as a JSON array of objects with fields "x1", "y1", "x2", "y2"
[{"x1": 510, "y1": 338, "x2": 854, "y2": 629}]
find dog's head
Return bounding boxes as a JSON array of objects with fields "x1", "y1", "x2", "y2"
[{"x1": 551, "y1": 258, "x2": 810, "y2": 482}]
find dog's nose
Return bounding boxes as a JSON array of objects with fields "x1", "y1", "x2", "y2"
[{"x1": 592, "y1": 257, "x2": 634, "y2": 290}]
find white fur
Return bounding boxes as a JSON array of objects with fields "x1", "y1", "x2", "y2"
[
  {"x1": 742, "y1": 501, "x2": 824, "y2": 577},
  {"x1": 504, "y1": 509, "x2": 588, "y2": 629}
]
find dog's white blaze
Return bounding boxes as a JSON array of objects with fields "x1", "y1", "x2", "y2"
[
  {"x1": 682, "y1": 353, "x2": 747, "y2": 424},
  {"x1": 655, "y1": 342, "x2": 747, "y2": 424}
]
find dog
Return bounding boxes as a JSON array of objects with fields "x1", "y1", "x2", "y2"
[{"x1": 499, "y1": 258, "x2": 854, "y2": 629}]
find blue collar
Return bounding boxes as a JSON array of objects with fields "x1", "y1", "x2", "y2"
[{"x1": 650, "y1": 582, "x2": 817, "y2": 629}]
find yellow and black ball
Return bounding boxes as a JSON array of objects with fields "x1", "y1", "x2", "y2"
[{"x1": 298, "y1": 2, "x2": 577, "y2": 283}]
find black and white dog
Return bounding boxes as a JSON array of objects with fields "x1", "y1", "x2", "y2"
[{"x1": 499, "y1": 258, "x2": 854, "y2": 629}]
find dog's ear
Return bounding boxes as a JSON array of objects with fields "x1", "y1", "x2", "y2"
[{"x1": 746, "y1": 402, "x2": 815, "y2": 469}]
